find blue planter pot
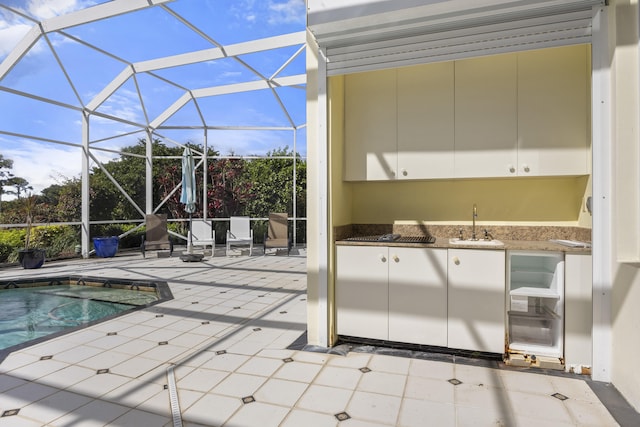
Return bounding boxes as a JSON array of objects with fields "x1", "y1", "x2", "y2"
[{"x1": 93, "y1": 237, "x2": 119, "y2": 258}]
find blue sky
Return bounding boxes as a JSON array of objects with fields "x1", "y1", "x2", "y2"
[{"x1": 0, "y1": 0, "x2": 306, "y2": 199}]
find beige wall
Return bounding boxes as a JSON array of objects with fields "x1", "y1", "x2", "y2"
[
  {"x1": 610, "y1": 0, "x2": 640, "y2": 411},
  {"x1": 348, "y1": 177, "x2": 589, "y2": 225}
]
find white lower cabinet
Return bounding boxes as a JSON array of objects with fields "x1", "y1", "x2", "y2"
[
  {"x1": 336, "y1": 245, "x2": 389, "y2": 340},
  {"x1": 388, "y1": 247, "x2": 448, "y2": 346},
  {"x1": 336, "y1": 245, "x2": 447, "y2": 346},
  {"x1": 447, "y1": 249, "x2": 506, "y2": 353}
]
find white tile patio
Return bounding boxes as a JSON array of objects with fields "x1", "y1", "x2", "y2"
[{"x1": 0, "y1": 248, "x2": 632, "y2": 426}]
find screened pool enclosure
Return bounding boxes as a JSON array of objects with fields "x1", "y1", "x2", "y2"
[{"x1": 0, "y1": 1, "x2": 307, "y2": 257}]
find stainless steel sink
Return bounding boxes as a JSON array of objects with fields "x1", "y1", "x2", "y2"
[{"x1": 449, "y1": 238, "x2": 504, "y2": 247}]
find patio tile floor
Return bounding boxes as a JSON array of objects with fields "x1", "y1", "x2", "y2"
[{"x1": 0, "y1": 247, "x2": 637, "y2": 426}]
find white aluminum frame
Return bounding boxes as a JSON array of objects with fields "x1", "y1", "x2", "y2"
[{"x1": 0, "y1": 1, "x2": 307, "y2": 256}]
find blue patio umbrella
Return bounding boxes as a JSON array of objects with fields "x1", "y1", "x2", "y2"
[{"x1": 180, "y1": 147, "x2": 197, "y2": 253}]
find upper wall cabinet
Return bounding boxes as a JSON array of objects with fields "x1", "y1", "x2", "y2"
[
  {"x1": 397, "y1": 62, "x2": 455, "y2": 179},
  {"x1": 342, "y1": 45, "x2": 590, "y2": 181},
  {"x1": 344, "y1": 69, "x2": 397, "y2": 181},
  {"x1": 344, "y1": 63, "x2": 455, "y2": 181},
  {"x1": 517, "y1": 45, "x2": 589, "y2": 176},
  {"x1": 454, "y1": 54, "x2": 518, "y2": 178}
]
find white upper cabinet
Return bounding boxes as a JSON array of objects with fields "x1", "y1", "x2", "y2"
[
  {"x1": 344, "y1": 69, "x2": 397, "y2": 181},
  {"x1": 397, "y1": 62, "x2": 455, "y2": 179},
  {"x1": 454, "y1": 54, "x2": 518, "y2": 178},
  {"x1": 342, "y1": 45, "x2": 590, "y2": 181},
  {"x1": 517, "y1": 45, "x2": 589, "y2": 176}
]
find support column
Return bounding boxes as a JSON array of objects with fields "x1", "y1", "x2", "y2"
[
  {"x1": 81, "y1": 110, "x2": 91, "y2": 258},
  {"x1": 591, "y1": 4, "x2": 612, "y2": 383},
  {"x1": 203, "y1": 129, "x2": 209, "y2": 219},
  {"x1": 145, "y1": 129, "x2": 154, "y2": 214},
  {"x1": 293, "y1": 128, "x2": 298, "y2": 247},
  {"x1": 316, "y1": 48, "x2": 329, "y2": 347}
]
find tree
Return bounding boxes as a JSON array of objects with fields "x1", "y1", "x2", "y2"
[
  {"x1": 207, "y1": 157, "x2": 254, "y2": 218},
  {"x1": 244, "y1": 147, "x2": 307, "y2": 218},
  {"x1": 41, "y1": 176, "x2": 81, "y2": 222},
  {"x1": 5, "y1": 176, "x2": 33, "y2": 199},
  {"x1": 0, "y1": 154, "x2": 33, "y2": 212}
]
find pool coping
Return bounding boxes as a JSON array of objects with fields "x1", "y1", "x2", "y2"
[{"x1": 0, "y1": 275, "x2": 173, "y2": 361}]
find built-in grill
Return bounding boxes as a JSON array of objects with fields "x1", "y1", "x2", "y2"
[{"x1": 344, "y1": 235, "x2": 436, "y2": 244}]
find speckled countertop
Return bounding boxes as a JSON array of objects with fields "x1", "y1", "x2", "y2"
[{"x1": 334, "y1": 224, "x2": 592, "y2": 254}]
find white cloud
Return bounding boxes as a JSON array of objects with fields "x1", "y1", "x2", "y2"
[
  {"x1": 268, "y1": 0, "x2": 305, "y2": 25},
  {"x1": 0, "y1": 20, "x2": 32, "y2": 57},
  {"x1": 0, "y1": 0, "x2": 95, "y2": 57},
  {"x1": 2, "y1": 140, "x2": 82, "y2": 199},
  {"x1": 230, "y1": 0, "x2": 305, "y2": 26},
  {"x1": 26, "y1": 0, "x2": 96, "y2": 20}
]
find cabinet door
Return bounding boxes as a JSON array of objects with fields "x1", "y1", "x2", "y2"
[
  {"x1": 518, "y1": 45, "x2": 589, "y2": 176},
  {"x1": 344, "y1": 69, "x2": 397, "y2": 181},
  {"x1": 397, "y1": 62, "x2": 454, "y2": 179},
  {"x1": 454, "y1": 54, "x2": 518, "y2": 178},
  {"x1": 388, "y1": 248, "x2": 448, "y2": 346},
  {"x1": 336, "y1": 246, "x2": 389, "y2": 340},
  {"x1": 448, "y1": 249, "x2": 506, "y2": 353}
]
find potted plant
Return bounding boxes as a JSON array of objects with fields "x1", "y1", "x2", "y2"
[{"x1": 17, "y1": 193, "x2": 45, "y2": 269}]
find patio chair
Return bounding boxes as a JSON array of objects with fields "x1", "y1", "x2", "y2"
[
  {"x1": 263, "y1": 212, "x2": 292, "y2": 256},
  {"x1": 226, "y1": 216, "x2": 253, "y2": 255},
  {"x1": 189, "y1": 219, "x2": 216, "y2": 253},
  {"x1": 141, "y1": 214, "x2": 173, "y2": 258}
]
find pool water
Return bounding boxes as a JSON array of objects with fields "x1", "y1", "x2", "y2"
[{"x1": 0, "y1": 285, "x2": 158, "y2": 350}]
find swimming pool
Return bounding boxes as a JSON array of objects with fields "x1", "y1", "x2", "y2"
[{"x1": 0, "y1": 276, "x2": 172, "y2": 353}]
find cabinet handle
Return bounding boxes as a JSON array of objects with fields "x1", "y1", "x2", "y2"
[
  {"x1": 379, "y1": 254, "x2": 387, "y2": 262},
  {"x1": 401, "y1": 169, "x2": 408, "y2": 177},
  {"x1": 508, "y1": 164, "x2": 516, "y2": 174},
  {"x1": 452, "y1": 256, "x2": 460, "y2": 265},
  {"x1": 522, "y1": 164, "x2": 530, "y2": 173},
  {"x1": 392, "y1": 254, "x2": 399, "y2": 262}
]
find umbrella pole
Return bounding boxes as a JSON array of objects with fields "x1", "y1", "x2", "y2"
[{"x1": 187, "y1": 214, "x2": 194, "y2": 254}]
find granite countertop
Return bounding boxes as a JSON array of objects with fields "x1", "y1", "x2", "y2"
[
  {"x1": 334, "y1": 224, "x2": 592, "y2": 254},
  {"x1": 335, "y1": 237, "x2": 590, "y2": 253}
]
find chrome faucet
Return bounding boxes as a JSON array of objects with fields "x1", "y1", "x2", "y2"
[{"x1": 471, "y1": 204, "x2": 478, "y2": 241}]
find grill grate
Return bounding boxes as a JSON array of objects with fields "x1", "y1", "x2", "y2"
[{"x1": 345, "y1": 235, "x2": 435, "y2": 244}]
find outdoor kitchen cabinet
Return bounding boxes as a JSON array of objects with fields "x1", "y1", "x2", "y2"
[
  {"x1": 447, "y1": 249, "x2": 506, "y2": 353},
  {"x1": 517, "y1": 45, "x2": 589, "y2": 177},
  {"x1": 397, "y1": 62, "x2": 455, "y2": 180},
  {"x1": 345, "y1": 62, "x2": 455, "y2": 181},
  {"x1": 344, "y1": 69, "x2": 397, "y2": 181},
  {"x1": 335, "y1": 245, "x2": 448, "y2": 346},
  {"x1": 454, "y1": 53, "x2": 518, "y2": 178},
  {"x1": 343, "y1": 45, "x2": 589, "y2": 181}
]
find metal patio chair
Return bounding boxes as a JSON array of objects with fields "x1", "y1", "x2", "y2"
[
  {"x1": 226, "y1": 216, "x2": 253, "y2": 255},
  {"x1": 141, "y1": 214, "x2": 173, "y2": 257},
  {"x1": 189, "y1": 219, "x2": 216, "y2": 253},
  {"x1": 263, "y1": 212, "x2": 292, "y2": 256}
]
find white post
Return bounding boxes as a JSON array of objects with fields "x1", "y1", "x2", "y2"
[
  {"x1": 316, "y1": 48, "x2": 329, "y2": 346},
  {"x1": 591, "y1": 4, "x2": 613, "y2": 383},
  {"x1": 145, "y1": 129, "x2": 154, "y2": 214},
  {"x1": 81, "y1": 110, "x2": 91, "y2": 258}
]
